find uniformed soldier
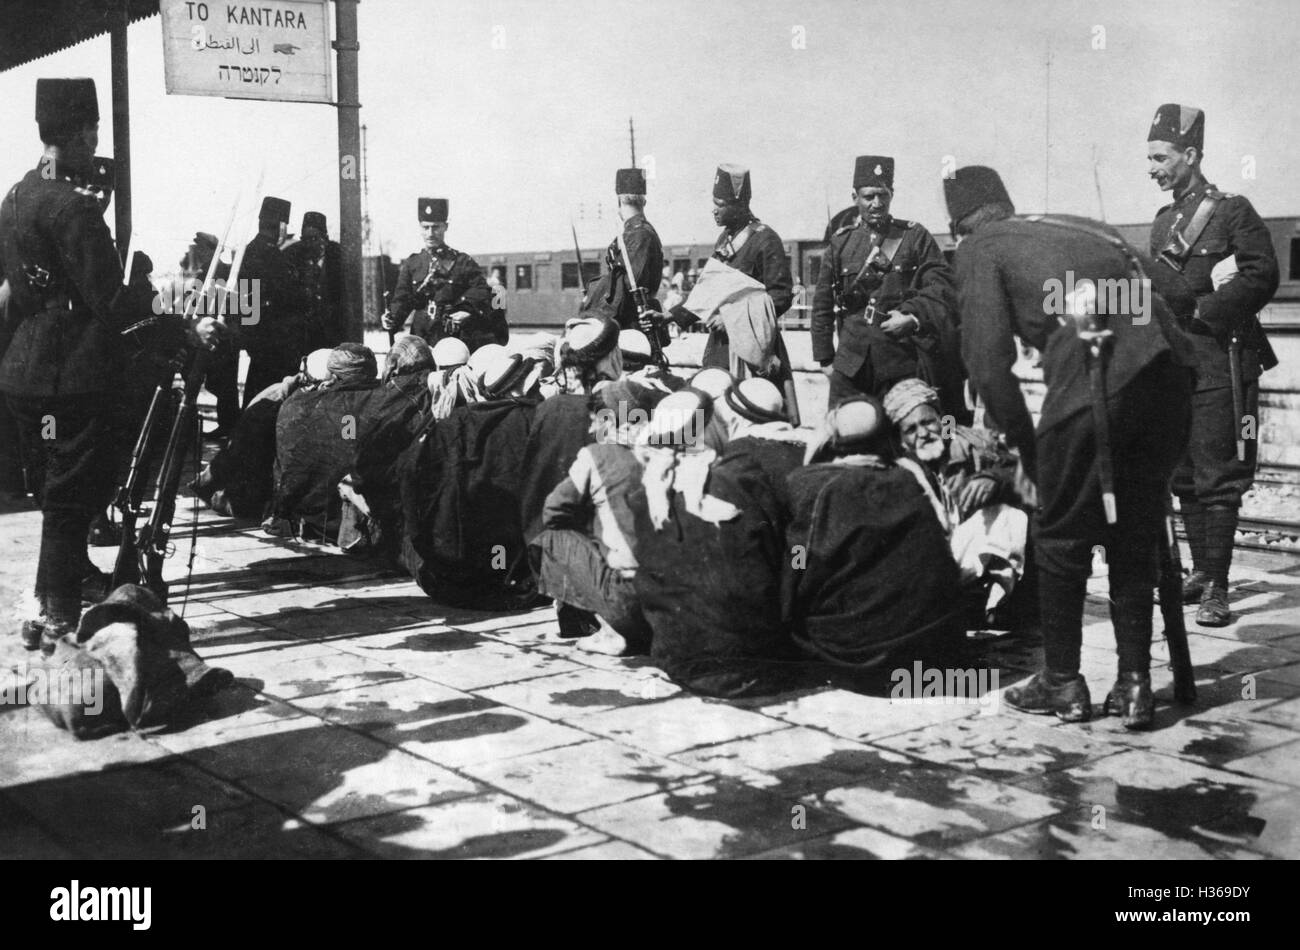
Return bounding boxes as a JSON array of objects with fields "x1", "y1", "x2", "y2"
[
  {"x1": 238, "y1": 196, "x2": 311, "y2": 405},
  {"x1": 1146, "y1": 104, "x2": 1280, "y2": 627},
  {"x1": 581, "y1": 167, "x2": 665, "y2": 340},
  {"x1": 812, "y1": 155, "x2": 963, "y2": 418},
  {"x1": 945, "y1": 165, "x2": 1194, "y2": 729},
  {"x1": 382, "y1": 198, "x2": 503, "y2": 352},
  {"x1": 668, "y1": 164, "x2": 799, "y2": 424},
  {"x1": 285, "y1": 211, "x2": 346, "y2": 352},
  {"x1": 0, "y1": 79, "x2": 162, "y2": 651}
]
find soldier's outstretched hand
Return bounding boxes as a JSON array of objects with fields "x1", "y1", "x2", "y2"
[
  {"x1": 192, "y1": 316, "x2": 226, "y2": 349},
  {"x1": 380, "y1": 310, "x2": 402, "y2": 332}
]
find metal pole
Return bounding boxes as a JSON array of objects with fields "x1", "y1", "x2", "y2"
[
  {"x1": 110, "y1": 0, "x2": 132, "y2": 262},
  {"x1": 335, "y1": 0, "x2": 363, "y2": 343}
]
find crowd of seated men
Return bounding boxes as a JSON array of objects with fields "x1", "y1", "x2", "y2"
[{"x1": 192, "y1": 315, "x2": 1033, "y2": 699}]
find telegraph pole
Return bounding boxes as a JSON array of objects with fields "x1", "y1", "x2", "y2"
[{"x1": 335, "y1": 0, "x2": 363, "y2": 343}]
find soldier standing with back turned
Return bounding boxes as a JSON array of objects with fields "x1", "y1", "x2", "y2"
[
  {"x1": 1146, "y1": 103, "x2": 1279, "y2": 627},
  {"x1": 0, "y1": 80, "x2": 162, "y2": 652}
]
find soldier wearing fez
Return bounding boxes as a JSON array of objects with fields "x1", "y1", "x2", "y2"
[
  {"x1": 944, "y1": 165, "x2": 1194, "y2": 729},
  {"x1": 383, "y1": 198, "x2": 503, "y2": 352},
  {"x1": 1146, "y1": 104, "x2": 1279, "y2": 627},
  {"x1": 667, "y1": 163, "x2": 799, "y2": 424},
  {"x1": 238, "y1": 196, "x2": 311, "y2": 405},
  {"x1": 813, "y1": 155, "x2": 963, "y2": 419},
  {"x1": 285, "y1": 211, "x2": 347, "y2": 352},
  {"x1": 581, "y1": 167, "x2": 665, "y2": 341},
  {"x1": 0, "y1": 79, "x2": 213, "y2": 652}
]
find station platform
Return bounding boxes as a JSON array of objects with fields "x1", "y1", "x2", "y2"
[{"x1": 2, "y1": 489, "x2": 1298, "y2": 860}]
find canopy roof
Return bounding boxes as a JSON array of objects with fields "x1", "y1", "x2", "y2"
[{"x1": 0, "y1": 1, "x2": 159, "y2": 73}]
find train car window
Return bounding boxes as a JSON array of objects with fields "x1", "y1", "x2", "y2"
[
  {"x1": 584, "y1": 261, "x2": 602, "y2": 285},
  {"x1": 696, "y1": 258, "x2": 708, "y2": 272},
  {"x1": 672, "y1": 258, "x2": 691, "y2": 275},
  {"x1": 808, "y1": 254, "x2": 822, "y2": 285},
  {"x1": 1290, "y1": 237, "x2": 1300, "y2": 281},
  {"x1": 515, "y1": 263, "x2": 533, "y2": 290},
  {"x1": 562, "y1": 262, "x2": 581, "y2": 289},
  {"x1": 491, "y1": 266, "x2": 508, "y2": 289}
]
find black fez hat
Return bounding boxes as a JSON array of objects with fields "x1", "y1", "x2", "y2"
[
  {"x1": 418, "y1": 198, "x2": 449, "y2": 223},
  {"x1": 713, "y1": 164, "x2": 752, "y2": 203},
  {"x1": 260, "y1": 196, "x2": 291, "y2": 225},
  {"x1": 1148, "y1": 103, "x2": 1204, "y2": 152},
  {"x1": 615, "y1": 167, "x2": 646, "y2": 196},
  {"x1": 302, "y1": 211, "x2": 327, "y2": 234},
  {"x1": 854, "y1": 155, "x2": 894, "y2": 191},
  {"x1": 943, "y1": 166, "x2": 1014, "y2": 228},
  {"x1": 35, "y1": 78, "x2": 99, "y2": 127}
]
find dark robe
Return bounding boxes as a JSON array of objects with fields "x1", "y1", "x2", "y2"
[
  {"x1": 782, "y1": 462, "x2": 963, "y2": 670},
  {"x1": 517, "y1": 394, "x2": 593, "y2": 545},
  {"x1": 272, "y1": 378, "x2": 382, "y2": 539},
  {"x1": 400, "y1": 398, "x2": 542, "y2": 609},
  {"x1": 629, "y1": 453, "x2": 798, "y2": 698}
]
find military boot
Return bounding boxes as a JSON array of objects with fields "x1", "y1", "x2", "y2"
[
  {"x1": 1104, "y1": 671, "x2": 1155, "y2": 730},
  {"x1": 1196, "y1": 584, "x2": 1232, "y2": 627},
  {"x1": 1004, "y1": 670, "x2": 1092, "y2": 723}
]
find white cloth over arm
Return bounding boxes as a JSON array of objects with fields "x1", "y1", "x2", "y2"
[{"x1": 681, "y1": 258, "x2": 778, "y2": 375}]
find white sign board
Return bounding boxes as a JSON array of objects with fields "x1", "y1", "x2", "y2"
[{"x1": 160, "y1": 0, "x2": 334, "y2": 103}]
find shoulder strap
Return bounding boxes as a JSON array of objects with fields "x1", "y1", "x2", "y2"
[
  {"x1": 1178, "y1": 193, "x2": 1221, "y2": 254},
  {"x1": 1024, "y1": 214, "x2": 1149, "y2": 281}
]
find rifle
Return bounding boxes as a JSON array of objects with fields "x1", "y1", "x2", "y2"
[
  {"x1": 615, "y1": 231, "x2": 667, "y2": 368},
  {"x1": 1159, "y1": 501, "x2": 1197, "y2": 703},
  {"x1": 571, "y1": 223, "x2": 588, "y2": 295}
]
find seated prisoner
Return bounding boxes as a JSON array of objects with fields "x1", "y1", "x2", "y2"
[
  {"x1": 519, "y1": 318, "x2": 624, "y2": 545},
  {"x1": 192, "y1": 348, "x2": 332, "y2": 519},
  {"x1": 343, "y1": 335, "x2": 437, "y2": 557},
  {"x1": 268, "y1": 343, "x2": 381, "y2": 541},
  {"x1": 399, "y1": 347, "x2": 541, "y2": 609},
  {"x1": 629, "y1": 389, "x2": 799, "y2": 698},
  {"x1": 883, "y1": 377, "x2": 1030, "y2": 623},
  {"x1": 782, "y1": 397, "x2": 965, "y2": 678},
  {"x1": 530, "y1": 380, "x2": 660, "y2": 655},
  {"x1": 715, "y1": 377, "x2": 806, "y2": 506}
]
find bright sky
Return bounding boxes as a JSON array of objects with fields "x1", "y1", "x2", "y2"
[{"x1": 2, "y1": 0, "x2": 1296, "y2": 272}]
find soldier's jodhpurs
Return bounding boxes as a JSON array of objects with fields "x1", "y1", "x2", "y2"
[
  {"x1": 1031, "y1": 354, "x2": 1192, "y2": 676},
  {"x1": 1171, "y1": 380, "x2": 1260, "y2": 508},
  {"x1": 5, "y1": 393, "x2": 117, "y2": 625}
]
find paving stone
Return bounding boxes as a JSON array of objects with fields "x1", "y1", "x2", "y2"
[
  {"x1": 1009, "y1": 749, "x2": 1289, "y2": 839},
  {"x1": 951, "y1": 813, "x2": 1267, "y2": 860},
  {"x1": 288, "y1": 677, "x2": 493, "y2": 730},
  {"x1": 462, "y1": 739, "x2": 706, "y2": 813},
  {"x1": 1196, "y1": 789, "x2": 1300, "y2": 858},
  {"x1": 262, "y1": 604, "x2": 421, "y2": 639},
  {"x1": 1078, "y1": 710, "x2": 1300, "y2": 768},
  {"x1": 802, "y1": 766, "x2": 1061, "y2": 850},
  {"x1": 1241, "y1": 695, "x2": 1300, "y2": 731},
  {"x1": 331, "y1": 792, "x2": 605, "y2": 859},
  {"x1": 675, "y1": 727, "x2": 895, "y2": 796},
  {"x1": 277, "y1": 746, "x2": 483, "y2": 825},
  {"x1": 873, "y1": 714, "x2": 1121, "y2": 780},
  {"x1": 216, "y1": 645, "x2": 410, "y2": 700},
  {"x1": 579, "y1": 779, "x2": 852, "y2": 859},
  {"x1": 542, "y1": 839, "x2": 660, "y2": 860},
  {"x1": 1220, "y1": 738, "x2": 1300, "y2": 787},
  {"x1": 749, "y1": 825, "x2": 949, "y2": 860},
  {"x1": 1149, "y1": 634, "x2": 1300, "y2": 675},
  {"x1": 396, "y1": 639, "x2": 585, "y2": 691},
  {"x1": 144, "y1": 687, "x2": 307, "y2": 756},
  {"x1": 0, "y1": 706, "x2": 171, "y2": 788},
  {"x1": 759, "y1": 687, "x2": 979, "y2": 743},
  {"x1": 395, "y1": 707, "x2": 590, "y2": 769},
  {"x1": 477, "y1": 666, "x2": 680, "y2": 720},
  {"x1": 570, "y1": 696, "x2": 787, "y2": 755},
  {"x1": 0, "y1": 793, "x2": 81, "y2": 859}
]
